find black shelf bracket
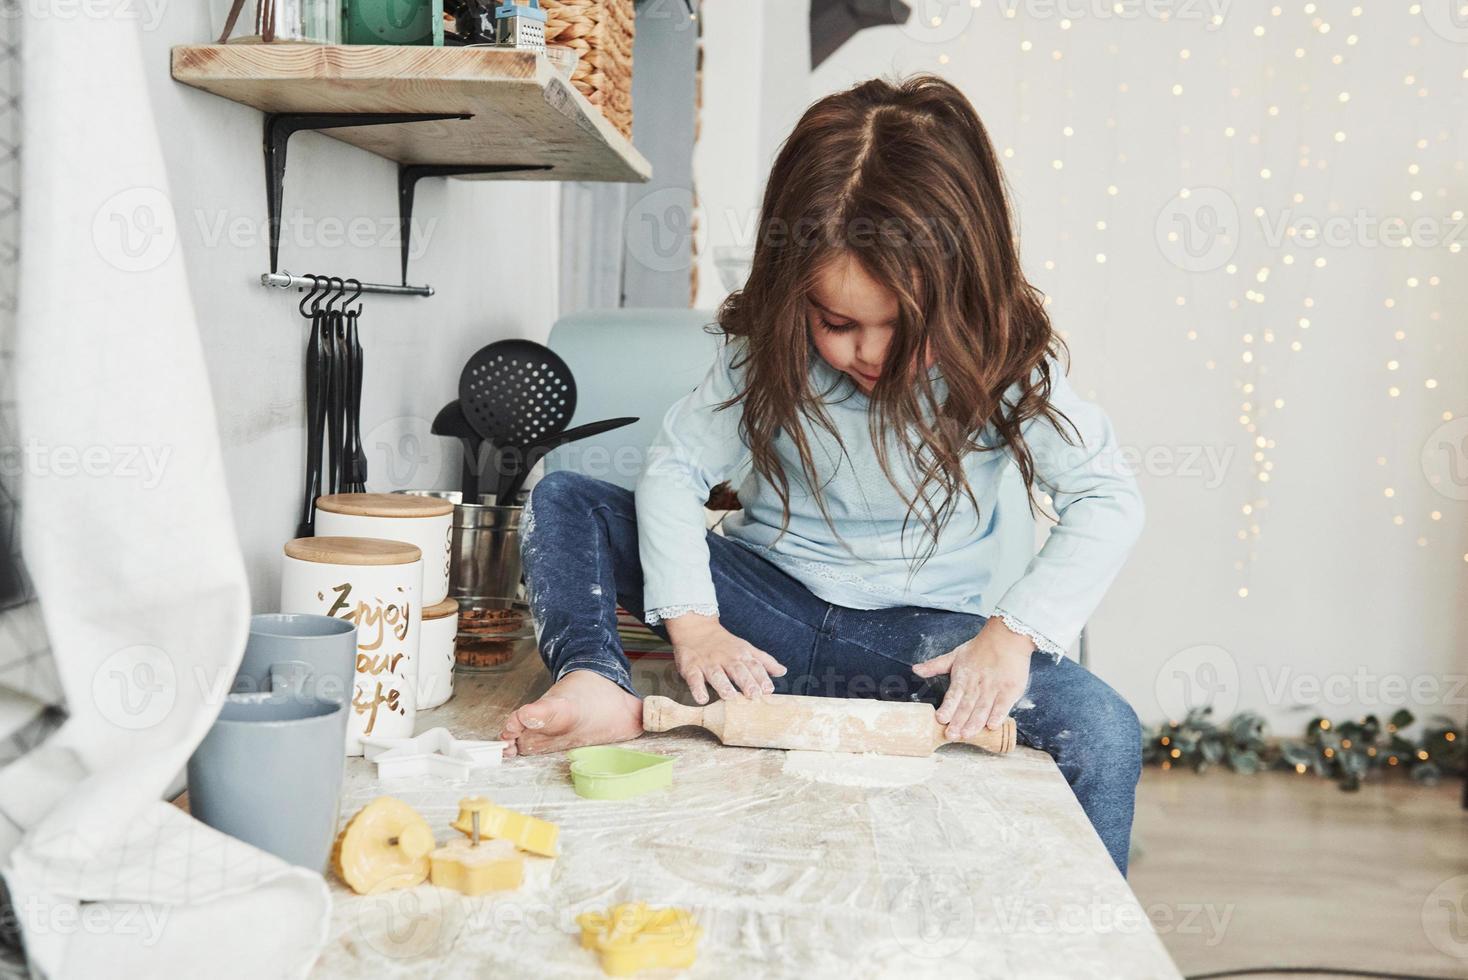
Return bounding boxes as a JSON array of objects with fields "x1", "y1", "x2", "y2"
[
  {"x1": 397, "y1": 163, "x2": 553, "y2": 286},
  {"x1": 263, "y1": 112, "x2": 471, "y2": 276}
]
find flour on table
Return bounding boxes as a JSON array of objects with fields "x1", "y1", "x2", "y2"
[{"x1": 781, "y1": 750, "x2": 936, "y2": 787}]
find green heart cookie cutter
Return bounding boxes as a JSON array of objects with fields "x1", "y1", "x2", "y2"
[{"x1": 567, "y1": 746, "x2": 674, "y2": 801}]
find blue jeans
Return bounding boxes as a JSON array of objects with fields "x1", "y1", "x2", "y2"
[{"x1": 520, "y1": 471, "x2": 1143, "y2": 876}]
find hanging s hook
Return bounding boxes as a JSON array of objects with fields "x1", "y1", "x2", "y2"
[
  {"x1": 297, "y1": 273, "x2": 322, "y2": 318},
  {"x1": 310, "y1": 275, "x2": 329, "y2": 316},
  {"x1": 323, "y1": 276, "x2": 345, "y2": 314},
  {"x1": 342, "y1": 277, "x2": 363, "y2": 316}
]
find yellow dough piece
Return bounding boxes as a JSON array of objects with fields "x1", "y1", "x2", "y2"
[
  {"x1": 451, "y1": 796, "x2": 559, "y2": 857},
  {"x1": 576, "y1": 902, "x2": 701, "y2": 976},
  {"x1": 333, "y1": 797, "x2": 435, "y2": 895},
  {"x1": 428, "y1": 838, "x2": 525, "y2": 896}
]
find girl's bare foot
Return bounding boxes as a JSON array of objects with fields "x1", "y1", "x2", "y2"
[{"x1": 498, "y1": 669, "x2": 644, "y2": 757}]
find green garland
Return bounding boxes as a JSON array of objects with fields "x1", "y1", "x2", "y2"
[{"x1": 1143, "y1": 708, "x2": 1465, "y2": 791}]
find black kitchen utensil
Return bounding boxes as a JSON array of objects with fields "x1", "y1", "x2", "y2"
[
  {"x1": 431, "y1": 400, "x2": 489, "y2": 500},
  {"x1": 295, "y1": 277, "x2": 329, "y2": 538},
  {"x1": 493, "y1": 416, "x2": 640, "y2": 502},
  {"x1": 322, "y1": 278, "x2": 346, "y2": 495},
  {"x1": 343, "y1": 280, "x2": 367, "y2": 492},
  {"x1": 291, "y1": 275, "x2": 374, "y2": 534},
  {"x1": 457, "y1": 339, "x2": 644, "y2": 504},
  {"x1": 458, "y1": 339, "x2": 578, "y2": 451}
]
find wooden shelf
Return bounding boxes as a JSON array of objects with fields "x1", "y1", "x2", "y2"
[{"x1": 170, "y1": 44, "x2": 651, "y2": 184}]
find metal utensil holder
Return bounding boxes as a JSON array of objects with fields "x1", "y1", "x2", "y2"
[{"x1": 449, "y1": 501, "x2": 524, "y2": 599}]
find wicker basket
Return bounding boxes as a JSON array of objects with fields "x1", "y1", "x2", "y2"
[{"x1": 541, "y1": 0, "x2": 635, "y2": 140}]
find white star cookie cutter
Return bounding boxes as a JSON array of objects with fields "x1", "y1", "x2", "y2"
[{"x1": 359, "y1": 727, "x2": 508, "y2": 780}]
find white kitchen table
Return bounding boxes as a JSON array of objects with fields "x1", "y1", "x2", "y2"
[{"x1": 310, "y1": 648, "x2": 1181, "y2": 979}]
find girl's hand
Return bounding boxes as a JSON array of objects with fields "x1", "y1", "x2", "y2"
[
  {"x1": 663, "y1": 613, "x2": 787, "y2": 704},
  {"x1": 911, "y1": 617, "x2": 1034, "y2": 739}
]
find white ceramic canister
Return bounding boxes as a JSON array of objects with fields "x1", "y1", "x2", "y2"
[
  {"x1": 413, "y1": 598, "x2": 458, "y2": 712},
  {"x1": 417, "y1": 597, "x2": 459, "y2": 710},
  {"x1": 315, "y1": 493, "x2": 454, "y2": 605},
  {"x1": 281, "y1": 536, "x2": 422, "y2": 755}
]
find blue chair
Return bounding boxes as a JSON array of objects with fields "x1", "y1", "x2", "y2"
[
  {"x1": 542, "y1": 308, "x2": 1066, "y2": 655},
  {"x1": 543, "y1": 308, "x2": 726, "y2": 492}
]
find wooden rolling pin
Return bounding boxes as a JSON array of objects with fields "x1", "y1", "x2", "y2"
[{"x1": 642, "y1": 694, "x2": 1015, "y2": 758}]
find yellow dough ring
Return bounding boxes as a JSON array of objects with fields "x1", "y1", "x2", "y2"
[{"x1": 333, "y1": 797, "x2": 436, "y2": 895}]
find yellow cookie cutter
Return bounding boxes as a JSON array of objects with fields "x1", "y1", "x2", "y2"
[
  {"x1": 429, "y1": 838, "x2": 524, "y2": 896},
  {"x1": 431, "y1": 803, "x2": 525, "y2": 895},
  {"x1": 576, "y1": 902, "x2": 701, "y2": 976},
  {"x1": 451, "y1": 796, "x2": 559, "y2": 857},
  {"x1": 333, "y1": 797, "x2": 435, "y2": 895}
]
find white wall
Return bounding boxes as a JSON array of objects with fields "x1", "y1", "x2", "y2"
[
  {"x1": 694, "y1": 0, "x2": 1468, "y2": 730},
  {"x1": 139, "y1": 18, "x2": 560, "y2": 610}
]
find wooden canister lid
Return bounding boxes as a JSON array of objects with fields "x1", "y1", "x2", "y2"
[
  {"x1": 316, "y1": 493, "x2": 454, "y2": 519},
  {"x1": 423, "y1": 597, "x2": 459, "y2": 620},
  {"x1": 284, "y1": 536, "x2": 422, "y2": 566}
]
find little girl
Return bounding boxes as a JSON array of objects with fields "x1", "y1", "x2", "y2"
[{"x1": 501, "y1": 74, "x2": 1146, "y2": 876}]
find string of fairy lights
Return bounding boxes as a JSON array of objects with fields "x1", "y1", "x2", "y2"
[{"x1": 921, "y1": 1, "x2": 1463, "y2": 601}]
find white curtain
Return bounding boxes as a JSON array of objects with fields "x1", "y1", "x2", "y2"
[{"x1": 0, "y1": 6, "x2": 329, "y2": 977}]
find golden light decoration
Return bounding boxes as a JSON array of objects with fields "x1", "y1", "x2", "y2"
[{"x1": 938, "y1": 3, "x2": 1452, "y2": 601}]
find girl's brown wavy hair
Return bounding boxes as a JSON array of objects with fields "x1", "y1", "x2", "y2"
[{"x1": 711, "y1": 73, "x2": 1080, "y2": 585}]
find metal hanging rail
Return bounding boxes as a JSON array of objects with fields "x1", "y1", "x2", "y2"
[{"x1": 260, "y1": 272, "x2": 435, "y2": 298}]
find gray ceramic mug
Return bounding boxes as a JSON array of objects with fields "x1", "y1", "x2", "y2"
[
  {"x1": 234, "y1": 613, "x2": 356, "y2": 747},
  {"x1": 187, "y1": 692, "x2": 346, "y2": 871}
]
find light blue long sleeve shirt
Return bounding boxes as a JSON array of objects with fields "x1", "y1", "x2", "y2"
[{"x1": 633, "y1": 335, "x2": 1145, "y2": 656}]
